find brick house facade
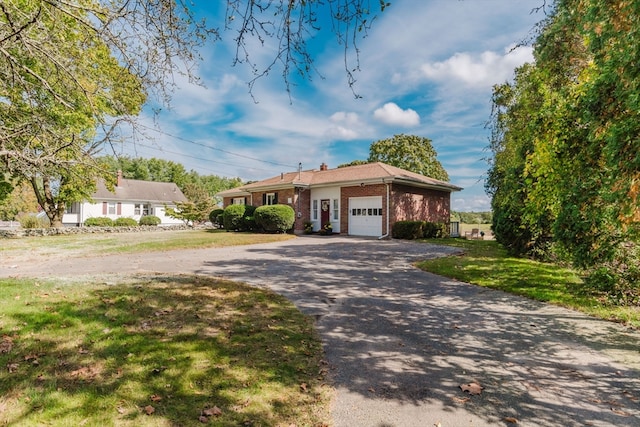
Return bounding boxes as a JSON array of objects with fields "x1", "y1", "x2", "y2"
[{"x1": 218, "y1": 162, "x2": 461, "y2": 237}]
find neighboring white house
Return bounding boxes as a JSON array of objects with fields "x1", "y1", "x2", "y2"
[{"x1": 62, "y1": 171, "x2": 188, "y2": 226}]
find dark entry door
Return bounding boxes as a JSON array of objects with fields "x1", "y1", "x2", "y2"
[{"x1": 320, "y1": 199, "x2": 331, "y2": 226}]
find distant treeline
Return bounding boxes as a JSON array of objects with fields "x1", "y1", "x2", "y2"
[{"x1": 451, "y1": 211, "x2": 492, "y2": 224}]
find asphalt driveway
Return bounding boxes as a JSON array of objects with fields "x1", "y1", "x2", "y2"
[{"x1": 2, "y1": 235, "x2": 640, "y2": 426}]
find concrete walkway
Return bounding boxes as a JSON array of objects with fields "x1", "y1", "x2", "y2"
[{"x1": 2, "y1": 235, "x2": 640, "y2": 426}]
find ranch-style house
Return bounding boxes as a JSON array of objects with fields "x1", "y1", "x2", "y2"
[{"x1": 217, "y1": 162, "x2": 462, "y2": 237}]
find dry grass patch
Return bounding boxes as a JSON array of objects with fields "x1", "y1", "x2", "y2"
[
  {"x1": 0, "y1": 229, "x2": 295, "y2": 262},
  {"x1": 0, "y1": 275, "x2": 330, "y2": 426}
]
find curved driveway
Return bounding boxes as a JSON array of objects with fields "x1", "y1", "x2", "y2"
[{"x1": 3, "y1": 235, "x2": 640, "y2": 426}]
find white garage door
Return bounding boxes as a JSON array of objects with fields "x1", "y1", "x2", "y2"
[{"x1": 349, "y1": 196, "x2": 383, "y2": 236}]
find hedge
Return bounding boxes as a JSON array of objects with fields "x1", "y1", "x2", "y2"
[
  {"x1": 392, "y1": 221, "x2": 424, "y2": 240},
  {"x1": 114, "y1": 217, "x2": 138, "y2": 227},
  {"x1": 223, "y1": 204, "x2": 246, "y2": 231},
  {"x1": 85, "y1": 217, "x2": 114, "y2": 227},
  {"x1": 254, "y1": 205, "x2": 295, "y2": 233},
  {"x1": 392, "y1": 221, "x2": 449, "y2": 240},
  {"x1": 139, "y1": 215, "x2": 161, "y2": 226},
  {"x1": 209, "y1": 208, "x2": 224, "y2": 226}
]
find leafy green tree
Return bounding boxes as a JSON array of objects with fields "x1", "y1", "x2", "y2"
[
  {"x1": 1, "y1": 1, "x2": 386, "y2": 226},
  {"x1": 486, "y1": 0, "x2": 640, "y2": 296},
  {"x1": 166, "y1": 183, "x2": 215, "y2": 225},
  {"x1": 100, "y1": 156, "x2": 243, "y2": 204},
  {"x1": 337, "y1": 160, "x2": 370, "y2": 168},
  {"x1": 0, "y1": 181, "x2": 39, "y2": 221},
  {"x1": 0, "y1": 0, "x2": 206, "y2": 226},
  {"x1": 368, "y1": 134, "x2": 449, "y2": 181}
]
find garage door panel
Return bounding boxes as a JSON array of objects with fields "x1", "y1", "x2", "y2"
[{"x1": 349, "y1": 196, "x2": 382, "y2": 236}]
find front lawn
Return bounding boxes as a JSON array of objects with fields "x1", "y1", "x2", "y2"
[
  {"x1": 0, "y1": 229, "x2": 295, "y2": 260},
  {"x1": 417, "y1": 239, "x2": 640, "y2": 328},
  {"x1": 0, "y1": 275, "x2": 330, "y2": 426}
]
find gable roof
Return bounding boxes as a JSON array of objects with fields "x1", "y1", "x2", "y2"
[
  {"x1": 217, "y1": 162, "x2": 462, "y2": 197},
  {"x1": 93, "y1": 178, "x2": 188, "y2": 204}
]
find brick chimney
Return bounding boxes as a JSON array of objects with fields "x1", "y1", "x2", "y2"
[
  {"x1": 117, "y1": 170, "x2": 123, "y2": 187},
  {"x1": 320, "y1": 163, "x2": 328, "y2": 171}
]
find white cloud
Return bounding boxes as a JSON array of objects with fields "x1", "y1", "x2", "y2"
[
  {"x1": 324, "y1": 111, "x2": 362, "y2": 140},
  {"x1": 330, "y1": 111, "x2": 360, "y2": 125},
  {"x1": 420, "y1": 46, "x2": 534, "y2": 89},
  {"x1": 373, "y1": 102, "x2": 420, "y2": 127},
  {"x1": 452, "y1": 194, "x2": 492, "y2": 212}
]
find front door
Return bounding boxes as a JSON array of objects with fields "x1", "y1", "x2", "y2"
[{"x1": 320, "y1": 199, "x2": 331, "y2": 227}]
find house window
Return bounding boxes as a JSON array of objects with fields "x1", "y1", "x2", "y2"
[
  {"x1": 134, "y1": 204, "x2": 150, "y2": 215},
  {"x1": 65, "y1": 203, "x2": 78, "y2": 214},
  {"x1": 312, "y1": 200, "x2": 318, "y2": 220},
  {"x1": 233, "y1": 197, "x2": 245, "y2": 205},
  {"x1": 332, "y1": 199, "x2": 339, "y2": 220},
  {"x1": 265, "y1": 193, "x2": 277, "y2": 205},
  {"x1": 108, "y1": 202, "x2": 116, "y2": 215}
]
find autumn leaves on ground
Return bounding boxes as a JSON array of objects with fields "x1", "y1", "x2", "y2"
[{"x1": 0, "y1": 275, "x2": 330, "y2": 426}]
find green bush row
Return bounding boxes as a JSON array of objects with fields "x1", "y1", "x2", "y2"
[
  {"x1": 84, "y1": 215, "x2": 161, "y2": 227},
  {"x1": 392, "y1": 220, "x2": 449, "y2": 240},
  {"x1": 220, "y1": 204, "x2": 294, "y2": 233}
]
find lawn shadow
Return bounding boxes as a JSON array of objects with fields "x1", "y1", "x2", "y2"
[{"x1": 0, "y1": 275, "x2": 326, "y2": 426}]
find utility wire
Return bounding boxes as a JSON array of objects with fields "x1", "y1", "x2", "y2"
[
  {"x1": 129, "y1": 141, "x2": 282, "y2": 175},
  {"x1": 136, "y1": 123, "x2": 298, "y2": 169}
]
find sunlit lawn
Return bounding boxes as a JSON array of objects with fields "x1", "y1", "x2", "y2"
[
  {"x1": 417, "y1": 239, "x2": 640, "y2": 328},
  {"x1": 0, "y1": 275, "x2": 330, "y2": 426}
]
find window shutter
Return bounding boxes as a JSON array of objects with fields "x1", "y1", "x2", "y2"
[
  {"x1": 244, "y1": 197, "x2": 247, "y2": 205},
  {"x1": 274, "y1": 193, "x2": 278, "y2": 204},
  {"x1": 117, "y1": 202, "x2": 122, "y2": 215},
  {"x1": 102, "y1": 202, "x2": 107, "y2": 215},
  {"x1": 262, "y1": 194, "x2": 266, "y2": 205}
]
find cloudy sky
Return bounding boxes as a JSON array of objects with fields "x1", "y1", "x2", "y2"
[{"x1": 115, "y1": 0, "x2": 547, "y2": 212}]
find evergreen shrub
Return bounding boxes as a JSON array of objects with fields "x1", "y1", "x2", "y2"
[
  {"x1": 391, "y1": 221, "x2": 424, "y2": 239},
  {"x1": 85, "y1": 217, "x2": 114, "y2": 227},
  {"x1": 114, "y1": 217, "x2": 138, "y2": 227},
  {"x1": 139, "y1": 215, "x2": 161, "y2": 226},
  {"x1": 254, "y1": 205, "x2": 295, "y2": 233},
  {"x1": 223, "y1": 204, "x2": 246, "y2": 231}
]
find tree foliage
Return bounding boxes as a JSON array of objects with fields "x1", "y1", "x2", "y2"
[
  {"x1": 99, "y1": 156, "x2": 243, "y2": 202},
  {"x1": 0, "y1": 0, "x2": 211, "y2": 226},
  {"x1": 486, "y1": 0, "x2": 640, "y2": 298},
  {"x1": 368, "y1": 134, "x2": 449, "y2": 181},
  {"x1": 165, "y1": 183, "x2": 216, "y2": 225},
  {"x1": 0, "y1": 180, "x2": 39, "y2": 221},
  {"x1": 0, "y1": 0, "x2": 387, "y2": 226}
]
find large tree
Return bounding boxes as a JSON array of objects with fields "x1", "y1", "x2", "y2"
[
  {"x1": 0, "y1": 0, "x2": 207, "y2": 226},
  {"x1": 487, "y1": 0, "x2": 640, "y2": 298},
  {"x1": 0, "y1": 0, "x2": 387, "y2": 226},
  {"x1": 368, "y1": 134, "x2": 449, "y2": 181}
]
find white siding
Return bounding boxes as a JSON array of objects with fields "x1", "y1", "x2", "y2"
[
  {"x1": 63, "y1": 201, "x2": 184, "y2": 226},
  {"x1": 309, "y1": 186, "x2": 341, "y2": 233}
]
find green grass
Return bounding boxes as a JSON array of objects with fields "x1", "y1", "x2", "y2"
[
  {"x1": 416, "y1": 239, "x2": 640, "y2": 328},
  {"x1": 0, "y1": 275, "x2": 330, "y2": 426},
  {"x1": 0, "y1": 229, "x2": 295, "y2": 259}
]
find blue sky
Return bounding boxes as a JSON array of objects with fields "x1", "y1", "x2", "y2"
[{"x1": 114, "y1": 0, "x2": 546, "y2": 212}]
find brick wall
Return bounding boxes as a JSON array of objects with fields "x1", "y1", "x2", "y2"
[{"x1": 390, "y1": 184, "x2": 451, "y2": 224}]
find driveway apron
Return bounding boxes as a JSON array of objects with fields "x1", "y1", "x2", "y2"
[{"x1": 2, "y1": 235, "x2": 640, "y2": 426}]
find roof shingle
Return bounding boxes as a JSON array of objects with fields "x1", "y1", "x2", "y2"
[{"x1": 93, "y1": 178, "x2": 188, "y2": 203}]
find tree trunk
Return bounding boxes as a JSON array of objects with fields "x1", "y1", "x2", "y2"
[{"x1": 31, "y1": 176, "x2": 66, "y2": 228}]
